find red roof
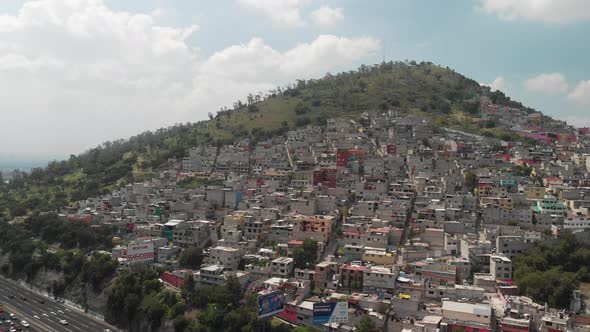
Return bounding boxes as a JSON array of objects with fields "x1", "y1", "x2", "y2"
[
  {"x1": 343, "y1": 231, "x2": 362, "y2": 236},
  {"x1": 288, "y1": 240, "x2": 303, "y2": 245},
  {"x1": 343, "y1": 265, "x2": 367, "y2": 271}
]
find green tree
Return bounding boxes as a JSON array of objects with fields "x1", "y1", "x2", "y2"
[
  {"x1": 179, "y1": 246, "x2": 203, "y2": 269},
  {"x1": 357, "y1": 315, "x2": 380, "y2": 332},
  {"x1": 293, "y1": 238, "x2": 318, "y2": 269},
  {"x1": 464, "y1": 171, "x2": 477, "y2": 193}
]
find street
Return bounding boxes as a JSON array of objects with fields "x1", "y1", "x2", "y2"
[{"x1": 0, "y1": 276, "x2": 118, "y2": 332}]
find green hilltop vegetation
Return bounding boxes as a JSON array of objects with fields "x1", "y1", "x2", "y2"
[{"x1": 0, "y1": 60, "x2": 534, "y2": 221}]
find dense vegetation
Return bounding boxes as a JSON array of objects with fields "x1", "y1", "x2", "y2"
[
  {"x1": 0, "y1": 61, "x2": 535, "y2": 223},
  {"x1": 293, "y1": 238, "x2": 319, "y2": 269},
  {"x1": 0, "y1": 213, "x2": 116, "y2": 297},
  {"x1": 513, "y1": 233, "x2": 590, "y2": 308},
  {"x1": 106, "y1": 269, "x2": 298, "y2": 332}
]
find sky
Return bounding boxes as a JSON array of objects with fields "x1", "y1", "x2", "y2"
[{"x1": 0, "y1": 0, "x2": 589, "y2": 163}]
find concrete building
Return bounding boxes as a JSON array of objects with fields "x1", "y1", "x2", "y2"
[
  {"x1": 172, "y1": 220, "x2": 211, "y2": 248},
  {"x1": 209, "y1": 246, "x2": 242, "y2": 271},
  {"x1": 271, "y1": 257, "x2": 295, "y2": 278},
  {"x1": 490, "y1": 254, "x2": 512, "y2": 281},
  {"x1": 441, "y1": 301, "x2": 493, "y2": 332},
  {"x1": 362, "y1": 265, "x2": 397, "y2": 291}
]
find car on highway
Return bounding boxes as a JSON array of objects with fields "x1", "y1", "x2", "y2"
[
  {"x1": 32, "y1": 316, "x2": 39, "y2": 320},
  {"x1": 0, "y1": 306, "x2": 3, "y2": 313},
  {"x1": 58, "y1": 310, "x2": 64, "y2": 314},
  {"x1": 7, "y1": 295, "x2": 14, "y2": 299},
  {"x1": 20, "y1": 321, "x2": 28, "y2": 328},
  {"x1": 41, "y1": 314, "x2": 48, "y2": 318},
  {"x1": 59, "y1": 320, "x2": 68, "y2": 325},
  {"x1": 18, "y1": 296, "x2": 25, "y2": 301},
  {"x1": 37, "y1": 300, "x2": 44, "y2": 304},
  {"x1": 9, "y1": 314, "x2": 16, "y2": 320},
  {"x1": 50, "y1": 312, "x2": 56, "y2": 316}
]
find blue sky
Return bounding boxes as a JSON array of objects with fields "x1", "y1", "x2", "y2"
[{"x1": 0, "y1": 0, "x2": 589, "y2": 162}]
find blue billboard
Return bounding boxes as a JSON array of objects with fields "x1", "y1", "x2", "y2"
[
  {"x1": 313, "y1": 302, "x2": 348, "y2": 325},
  {"x1": 257, "y1": 291, "x2": 285, "y2": 318}
]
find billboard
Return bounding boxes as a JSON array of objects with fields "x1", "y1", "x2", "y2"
[
  {"x1": 313, "y1": 301, "x2": 348, "y2": 325},
  {"x1": 257, "y1": 291, "x2": 285, "y2": 318},
  {"x1": 126, "y1": 243, "x2": 155, "y2": 263}
]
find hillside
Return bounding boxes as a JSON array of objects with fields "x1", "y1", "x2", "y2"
[{"x1": 0, "y1": 60, "x2": 535, "y2": 220}]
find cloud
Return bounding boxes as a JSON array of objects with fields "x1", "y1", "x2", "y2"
[
  {"x1": 484, "y1": 76, "x2": 508, "y2": 92},
  {"x1": 0, "y1": 0, "x2": 380, "y2": 157},
  {"x1": 524, "y1": 73, "x2": 568, "y2": 95},
  {"x1": 568, "y1": 80, "x2": 590, "y2": 105},
  {"x1": 199, "y1": 34, "x2": 380, "y2": 91},
  {"x1": 311, "y1": 6, "x2": 344, "y2": 27},
  {"x1": 480, "y1": 0, "x2": 590, "y2": 24},
  {"x1": 237, "y1": 0, "x2": 308, "y2": 27}
]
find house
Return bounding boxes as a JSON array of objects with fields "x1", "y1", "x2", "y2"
[
  {"x1": 271, "y1": 257, "x2": 294, "y2": 278},
  {"x1": 362, "y1": 265, "x2": 397, "y2": 292},
  {"x1": 339, "y1": 264, "x2": 366, "y2": 289},
  {"x1": 209, "y1": 246, "x2": 242, "y2": 271},
  {"x1": 490, "y1": 254, "x2": 513, "y2": 281},
  {"x1": 441, "y1": 301, "x2": 493, "y2": 332}
]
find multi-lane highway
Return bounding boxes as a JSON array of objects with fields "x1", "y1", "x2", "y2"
[{"x1": 0, "y1": 276, "x2": 118, "y2": 332}]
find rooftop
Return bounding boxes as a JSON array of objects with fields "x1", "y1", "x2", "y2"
[{"x1": 442, "y1": 301, "x2": 491, "y2": 317}]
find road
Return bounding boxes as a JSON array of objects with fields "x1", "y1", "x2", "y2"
[
  {"x1": 0, "y1": 276, "x2": 118, "y2": 332},
  {"x1": 1, "y1": 304, "x2": 41, "y2": 332}
]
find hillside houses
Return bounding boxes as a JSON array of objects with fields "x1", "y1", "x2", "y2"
[{"x1": 59, "y1": 108, "x2": 589, "y2": 331}]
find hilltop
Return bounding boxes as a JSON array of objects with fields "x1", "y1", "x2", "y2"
[{"x1": 0, "y1": 61, "x2": 546, "y2": 220}]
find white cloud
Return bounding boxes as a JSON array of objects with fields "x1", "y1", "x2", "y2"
[
  {"x1": 485, "y1": 76, "x2": 508, "y2": 92},
  {"x1": 568, "y1": 80, "x2": 590, "y2": 105},
  {"x1": 524, "y1": 73, "x2": 568, "y2": 95},
  {"x1": 480, "y1": 0, "x2": 590, "y2": 24},
  {"x1": 237, "y1": 0, "x2": 308, "y2": 27},
  {"x1": 0, "y1": 0, "x2": 380, "y2": 157},
  {"x1": 311, "y1": 6, "x2": 344, "y2": 27}
]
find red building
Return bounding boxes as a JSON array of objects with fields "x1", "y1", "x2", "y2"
[
  {"x1": 161, "y1": 271, "x2": 186, "y2": 288},
  {"x1": 312, "y1": 168, "x2": 337, "y2": 188},
  {"x1": 339, "y1": 264, "x2": 366, "y2": 289},
  {"x1": 386, "y1": 144, "x2": 397, "y2": 155},
  {"x1": 336, "y1": 149, "x2": 350, "y2": 167}
]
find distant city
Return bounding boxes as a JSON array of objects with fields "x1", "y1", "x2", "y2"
[{"x1": 0, "y1": 160, "x2": 48, "y2": 179}]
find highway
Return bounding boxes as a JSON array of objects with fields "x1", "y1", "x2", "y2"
[
  {"x1": 0, "y1": 276, "x2": 118, "y2": 332},
  {"x1": 1, "y1": 304, "x2": 41, "y2": 332}
]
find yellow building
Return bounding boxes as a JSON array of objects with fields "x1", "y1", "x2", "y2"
[
  {"x1": 523, "y1": 185, "x2": 545, "y2": 199},
  {"x1": 480, "y1": 196, "x2": 513, "y2": 210}
]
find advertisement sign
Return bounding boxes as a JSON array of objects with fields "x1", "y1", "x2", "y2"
[
  {"x1": 313, "y1": 301, "x2": 348, "y2": 325},
  {"x1": 257, "y1": 291, "x2": 285, "y2": 318},
  {"x1": 126, "y1": 243, "x2": 155, "y2": 262}
]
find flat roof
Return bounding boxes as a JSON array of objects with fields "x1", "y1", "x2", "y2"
[{"x1": 442, "y1": 301, "x2": 491, "y2": 316}]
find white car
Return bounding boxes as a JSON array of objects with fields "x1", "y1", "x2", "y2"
[
  {"x1": 42, "y1": 313, "x2": 49, "y2": 317},
  {"x1": 60, "y1": 320, "x2": 68, "y2": 325},
  {"x1": 21, "y1": 320, "x2": 30, "y2": 327},
  {"x1": 50, "y1": 312, "x2": 56, "y2": 315},
  {"x1": 58, "y1": 310, "x2": 64, "y2": 314},
  {"x1": 33, "y1": 315, "x2": 40, "y2": 320}
]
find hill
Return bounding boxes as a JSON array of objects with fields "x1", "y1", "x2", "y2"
[{"x1": 0, "y1": 60, "x2": 536, "y2": 220}]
